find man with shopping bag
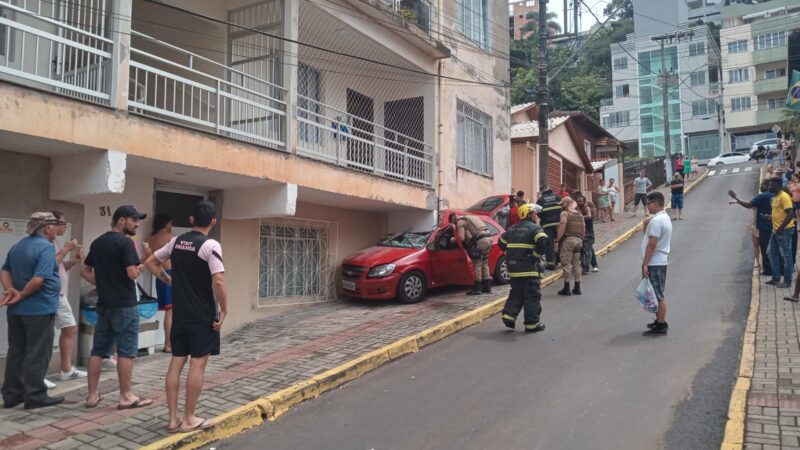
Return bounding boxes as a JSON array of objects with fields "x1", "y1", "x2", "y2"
[{"x1": 641, "y1": 192, "x2": 672, "y2": 336}]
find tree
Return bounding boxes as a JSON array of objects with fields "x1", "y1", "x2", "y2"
[
  {"x1": 782, "y1": 109, "x2": 800, "y2": 139},
  {"x1": 559, "y1": 73, "x2": 607, "y2": 120},
  {"x1": 603, "y1": 0, "x2": 633, "y2": 21},
  {"x1": 521, "y1": 11, "x2": 561, "y2": 37}
]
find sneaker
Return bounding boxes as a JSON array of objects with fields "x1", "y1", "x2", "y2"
[
  {"x1": 101, "y1": 358, "x2": 117, "y2": 372},
  {"x1": 646, "y1": 320, "x2": 669, "y2": 330},
  {"x1": 592, "y1": 267, "x2": 599, "y2": 273},
  {"x1": 778, "y1": 283, "x2": 792, "y2": 289},
  {"x1": 643, "y1": 323, "x2": 668, "y2": 337},
  {"x1": 59, "y1": 367, "x2": 87, "y2": 381},
  {"x1": 524, "y1": 322, "x2": 546, "y2": 333},
  {"x1": 765, "y1": 279, "x2": 781, "y2": 286},
  {"x1": 44, "y1": 379, "x2": 56, "y2": 390}
]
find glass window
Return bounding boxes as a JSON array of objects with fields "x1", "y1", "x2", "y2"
[
  {"x1": 460, "y1": 0, "x2": 489, "y2": 49},
  {"x1": 689, "y1": 42, "x2": 705, "y2": 56},
  {"x1": 615, "y1": 84, "x2": 630, "y2": 98},
  {"x1": 639, "y1": 86, "x2": 653, "y2": 104},
  {"x1": 765, "y1": 68, "x2": 787, "y2": 79},
  {"x1": 691, "y1": 99, "x2": 716, "y2": 117},
  {"x1": 457, "y1": 99, "x2": 493, "y2": 176},
  {"x1": 608, "y1": 111, "x2": 630, "y2": 128},
  {"x1": 728, "y1": 68, "x2": 749, "y2": 83},
  {"x1": 754, "y1": 31, "x2": 786, "y2": 50},
  {"x1": 690, "y1": 71, "x2": 706, "y2": 87},
  {"x1": 641, "y1": 115, "x2": 653, "y2": 133},
  {"x1": 731, "y1": 96, "x2": 752, "y2": 111},
  {"x1": 613, "y1": 57, "x2": 628, "y2": 70},
  {"x1": 727, "y1": 40, "x2": 747, "y2": 54},
  {"x1": 768, "y1": 98, "x2": 785, "y2": 109}
]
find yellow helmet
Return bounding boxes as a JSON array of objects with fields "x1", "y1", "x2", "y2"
[{"x1": 517, "y1": 203, "x2": 542, "y2": 220}]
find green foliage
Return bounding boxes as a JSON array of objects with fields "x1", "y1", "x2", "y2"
[
  {"x1": 559, "y1": 74, "x2": 607, "y2": 120},
  {"x1": 782, "y1": 109, "x2": 800, "y2": 137},
  {"x1": 603, "y1": 0, "x2": 633, "y2": 20},
  {"x1": 688, "y1": 19, "x2": 721, "y2": 48}
]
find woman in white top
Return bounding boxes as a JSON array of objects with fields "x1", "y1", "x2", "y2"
[{"x1": 607, "y1": 178, "x2": 619, "y2": 221}]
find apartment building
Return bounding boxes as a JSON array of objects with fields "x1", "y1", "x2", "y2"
[
  {"x1": 508, "y1": 0, "x2": 538, "y2": 40},
  {"x1": 0, "y1": 0, "x2": 509, "y2": 372},
  {"x1": 600, "y1": 25, "x2": 722, "y2": 160},
  {"x1": 720, "y1": 0, "x2": 800, "y2": 151}
]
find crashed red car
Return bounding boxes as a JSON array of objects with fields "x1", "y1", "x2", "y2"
[{"x1": 340, "y1": 216, "x2": 510, "y2": 303}]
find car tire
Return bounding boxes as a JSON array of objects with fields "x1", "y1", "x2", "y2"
[
  {"x1": 397, "y1": 271, "x2": 427, "y2": 304},
  {"x1": 493, "y1": 256, "x2": 510, "y2": 285},
  {"x1": 715, "y1": 162, "x2": 724, "y2": 166}
]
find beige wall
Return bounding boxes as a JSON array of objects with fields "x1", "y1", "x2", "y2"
[
  {"x1": 721, "y1": 24, "x2": 755, "y2": 131},
  {"x1": 511, "y1": 142, "x2": 536, "y2": 201}
]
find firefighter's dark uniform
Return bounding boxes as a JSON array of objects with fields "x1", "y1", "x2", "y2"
[
  {"x1": 499, "y1": 219, "x2": 548, "y2": 332},
  {"x1": 536, "y1": 189, "x2": 562, "y2": 270}
]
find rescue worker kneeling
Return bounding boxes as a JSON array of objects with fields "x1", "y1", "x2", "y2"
[
  {"x1": 499, "y1": 203, "x2": 548, "y2": 333},
  {"x1": 556, "y1": 196, "x2": 585, "y2": 296},
  {"x1": 449, "y1": 213, "x2": 494, "y2": 295}
]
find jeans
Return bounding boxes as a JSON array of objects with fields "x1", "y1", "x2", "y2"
[
  {"x1": 91, "y1": 306, "x2": 140, "y2": 359},
  {"x1": 758, "y1": 227, "x2": 772, "y2": 275},
  {"x1": 768, "y1": 228, "x2": 795, "y2": 284},
  {"x1": 2, "y1": 313, "x2": 55, "y2": 404},
  {"x1": 581, "y1": 235, "x2": 597, "y2": 271}
]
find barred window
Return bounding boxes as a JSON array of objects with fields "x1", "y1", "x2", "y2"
[
  {"x1": 459, "y1": 0, "x2": 488, "y2": 49},
  {"x1": 457, "y1": 100, "x2": 492, "y2": 176}
]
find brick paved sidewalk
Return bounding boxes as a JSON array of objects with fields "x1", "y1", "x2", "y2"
[
  {"x1": 0, "y1": 176, "x2": 703, "y2": 450},
  {"x1": 744, "y1": 277, "x2": 800, "y2": 449}
]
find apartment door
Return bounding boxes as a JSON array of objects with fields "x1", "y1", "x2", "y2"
[
  {"x1": 346, "y1": 88, "x2": 375, "y2": 171},
  {"x1": 384, "y1": 97, "x2": 424, "y2": 181}
]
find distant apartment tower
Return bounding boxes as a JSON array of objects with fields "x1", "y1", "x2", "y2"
[
  {"x1": 509, "y1": 0, "x2": 539, "y2": 40},
  {"x1": 720, "y1": 0, "x2": 800, "y2": 151}
]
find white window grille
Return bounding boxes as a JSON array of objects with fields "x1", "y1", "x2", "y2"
[
  {"x1": 258, "y1": 218, "x2": 338, "y2": 306},
  {"x1": 731, "y1": 96, "x2": 751, "y2": 111},
  {"x1": 459, "y1": 0, "x2": 488, "y2": 49},
  {"x1": 457, "y1": 99, "x2": 492, "y2": 176},
  {"x1": 727, "y1": 40, "x2": 747, "y2": 54}
]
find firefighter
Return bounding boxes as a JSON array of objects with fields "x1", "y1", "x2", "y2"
[
  {"x1": 536, "y1": 185, "x2": 562, "y2": 271},
  {"x1": 449, "y1": 213, "x2": 494, "y2": 295},
  {"x1": 499, "y1": 203, "x2": 548, "y2": 333}
]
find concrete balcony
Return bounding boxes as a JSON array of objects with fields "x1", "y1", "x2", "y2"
[
  {"x1": 753, "y1": 46, "x2": 788, "y2": 66},
  {"x1": 600, "y1": 98, "x2": 614, "y2": 110},
  {"x1": 757, "y1": 108, "x2": 784, "y2": 126},
  {"x1": 755, "y1": 76, "x2": 788, "y2": 95}
]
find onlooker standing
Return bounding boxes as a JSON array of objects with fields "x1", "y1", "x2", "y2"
[
  {"x1": 642, "y1": 192, "x2": 673, "y2": 336},
  {"x1": 556, "y1": 184, "x2": 571, "y2": 198},
  {"x1": 556, "y1": 197, "x2": 585, "y2": 296},
  {"x1": 728, "y1": 182, "x2": 774, "y2": 277},
  {"x1": 691, "y1": 157, "x2": 699, "y2": 177},
  {"x1": 81, "y1": 205, "x2": 153, "y2": 410},
  {"x1": 51, "y1": 211, "x2": 87, "y2": 385},
  {"x1": 632, "y1": 170, "x2": 653, "y2": 217},
  {"x1": 682, "y1": 155, "x2": 692, "y2": 182},
  {"x1": 764, "y1": 177, "x2": 795, "y2": 288},
  {"x1": 669, "y1": 173, "x2": 685, "y2": 221},
  {"x1": 0, "y1": 212, "x2": 64, "y2": 409},
  {"x1": 449, "y1": 213, "x2": 493, "y2": 295},
  {"x1": 607, "y1": 178, "x2": 619, "y2": 221},
  {"x1": 675, "y1": 156, "x2": 684, "y2": 175},
  {"x1": 515, "y1": 190, "x2": 525, "y2": 204},
  {"x1": 146, "y1": 213, "x2": 174, "y2": 353},
  {"x1": 596, "y1": 178, "x2": 611, "y2": 223},
  {"x1": 145, "y1": 201, "x2": 227, "y2": 432},
  {"x1": 536, "y1": 185, "x2": 563, "y2": 270},
  {"x1": 576, "y1": 194, "x2": 598, "y2": 274},
  {"x1": 508, "y1": 197, "x2": 522, "y2": 227}
]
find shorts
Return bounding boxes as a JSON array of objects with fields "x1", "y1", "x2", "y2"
[
  {"x1": 91, "y1": 306, "x2": 139, "y2": 359},
  {"x1": 155, "y1": 269, "x2": 173, "y2": 310},
  {"x1": 635, "y1": 193, "x2": 647, "y2": 206},
  {"x1": 55, "y1": 294, "x2": 77, "y2": 329},
  {"x1": 671, "y1": 194, "x2": 684, "y2": 210},
  {"x1": 171, "y1": 322, "x2": 220, "y2": 358},
  {"x1": 648, "y1": 265, "x2": 668, "y2": 302}
]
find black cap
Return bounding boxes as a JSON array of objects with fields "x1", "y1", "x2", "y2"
[{"x1": 113, "y1": 205, "x2": 147, "y2": 222}]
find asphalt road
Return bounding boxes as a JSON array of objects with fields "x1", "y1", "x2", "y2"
[{"x1": 219, "y1": 163, "x2": 759, "y2": 450}]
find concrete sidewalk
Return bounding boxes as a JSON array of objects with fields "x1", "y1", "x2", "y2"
[{"x1": 0, "y1": 176, "x2": 704, "y2": 450}]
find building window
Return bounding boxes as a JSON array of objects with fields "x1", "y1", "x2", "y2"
[
  {"x1": 584, "y1": 139, "x2": 591, "y2": 158},
  {"x1": 601, "y1": 115, "x2": 609, "y2": 128},
  {"x1": 754, "y1": 31, "x2": 786, "y2": 50},
  {"x1": 728, "y1": 68, "x2": 749, "y2": 84},
  {"x1": 460, "y1": 0, "x2": 489, "y2": 49},
  {"x1": 457, "y1": 99, "x2": 492, "y2": 176},
  {"x1": 0, "y1": 9, "x2": 12, "y2": 59},
  {"x1": 768, "y1": 98, "x2": 785, "y2": 110},
  {"x1": 731, "y1": 96, "x2": 751, "y2": 111},
  {"x1": 688, "y1": 42, "x2": 705, "y2": 56},
  {"x1": 639, "y1": 86, "x2": 653, "y2": 104},
  {"x1": 606, "y1": 111, "x2": 630, "y2": 128},
  {"x1": 764, "y1": 68, "x2": 787, "y2": 80},
  {"x1": 690, "y1": 71, "x2": 706, "y2": 87},
  {"x1": 691, "y1": 99, "x2": 716, "y2": 117},
  {"x1": 613, "y1": 57, "x2": 628, "y2": 70},
  {"x1": 641, "y1": 115, "x2": 653, "y2": 133},
  {"x1": 258, "y1": 219, "x2": 338, "y2": 306},
  {"x1": 614, "y1": 84, "x2": 630, "y2": 98},
  {"x1": 727, "y1": 40, "x2": 747, "y2": 54}
]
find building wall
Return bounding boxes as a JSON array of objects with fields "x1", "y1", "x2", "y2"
[
  {"x1": 721, "y1": 22, "x2": 755, "y2": 132},
  {"x1": 511, "y1": 141, "x2": 536, "y2": 201},
  {"x1": 509, "y1": 0, "x2": 538, "y2": 40}
]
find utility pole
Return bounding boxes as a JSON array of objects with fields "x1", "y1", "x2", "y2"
[
  {"x1": 651, "y1": 30, "x2": 693, "y2": 183},
  {"x1": 537, "y1": 0, "x2": 550, "y2": 189}
]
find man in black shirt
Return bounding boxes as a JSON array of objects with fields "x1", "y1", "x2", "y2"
[
  {"x1": 146, "y1": 201, "x2": 227, "y2": 432},
  {"x1": 669, "y1": 172, "x2": 685, "y2": 221},
  {"x1": 81, "y1": 205, "x2": 153, "y2": 410}
]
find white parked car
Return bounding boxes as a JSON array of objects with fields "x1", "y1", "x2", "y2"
[{"x1": 708, "y1": 152, "x2": 750, "y2": 166}]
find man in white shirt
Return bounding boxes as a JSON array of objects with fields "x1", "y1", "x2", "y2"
[
  {"x1": 641, "y1": 192, "x2": 672, "y2": 336},
  {"x1": 632, "y1": 170, "x2": 654, "y2": 217}
]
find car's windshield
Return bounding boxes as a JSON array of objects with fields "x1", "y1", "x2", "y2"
[
  {"x1": 467, "y1": 196, "x2": 505, "y2": 212},
  {"x1": 378, "y1": 231, "x2": 432, "y2": 249}
]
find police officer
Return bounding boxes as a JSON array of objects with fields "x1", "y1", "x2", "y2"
[
  {"x1": 449, "y1": 213, "x2": 493, "y2": 295},
  {"x1": 536, "y1": 185, "x2": 562, "y2": 270},
  {"x1": 499, "y1": 203, "x2": 548, "y2": 333}
]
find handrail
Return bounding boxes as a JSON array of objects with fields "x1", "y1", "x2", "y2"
[
  {"x1": 0, "y1": 1, "x2": 113, "y2": 44},
  {"x1": 132, "y1": 31, "x2": 286, "y2": 93}
]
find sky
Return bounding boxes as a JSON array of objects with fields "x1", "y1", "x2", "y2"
[{"x1": 519, "y1": 0, "x2": 611, "y2": 33}]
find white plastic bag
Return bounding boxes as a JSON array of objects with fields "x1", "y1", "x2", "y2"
[{"x1": 636, "y1": 277, "x2": 659, "y2": 314}]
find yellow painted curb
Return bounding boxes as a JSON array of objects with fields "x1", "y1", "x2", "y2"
[
  {"x1": 720, "y1": 166, "x2": 762, "y2": 450},
  {"x1": 144, "y1": 171, "x2": 712, "y2": 450}
]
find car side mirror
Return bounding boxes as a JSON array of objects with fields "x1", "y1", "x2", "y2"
[{"x1": 426, "y1": 242, "x2": 435, "y2": 251}]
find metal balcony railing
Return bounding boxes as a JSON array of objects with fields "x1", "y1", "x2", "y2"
[
  {"x1": 0, "y1": 0, "x2": 113, "y2": 104},
  {"x1": 129, "y1": 31, "x2": 287, "y2": 150},
  {"x1": 296, "y1": 95, "x2": 434, "y2": 187},
  {"x1": 380, "y1": 0, "x2": 433, "y2": 33}
]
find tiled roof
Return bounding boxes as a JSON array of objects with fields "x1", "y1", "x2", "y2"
[{"x1": 509, "y1": 115, "x2": 570, "y2": 139}]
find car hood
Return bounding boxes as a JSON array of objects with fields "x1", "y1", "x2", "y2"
[{"x1": 343, "y1": 246, "x2": 424, "y2": 267}]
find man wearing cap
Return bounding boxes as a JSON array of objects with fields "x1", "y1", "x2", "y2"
[
  {"x1": 81, "y1": 205, "x2": 153, "y2": 410},
  {"x1": 0, "y1": 212, "x2": 65, "y2": 409}
]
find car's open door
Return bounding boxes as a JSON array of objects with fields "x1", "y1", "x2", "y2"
[{"x1": 428, "y1": 224, "x2": 475, "y2": 286}]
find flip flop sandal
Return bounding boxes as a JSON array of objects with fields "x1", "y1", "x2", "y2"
[
  {"x1": 85, "y1": 394, "x2": 103, "y2": 409},
  {"x1": 117, "y1": 398, "x2": 154, "y2": 410},
  {"x1": 167, "y1": 420, "x2": 184, "y2": 433},
  {"x1": 179, "y1": 418, "x2": 215, "y2": 433},
  {"x1": 784, "y1": 296, "x2": 799, "y2": 302}
]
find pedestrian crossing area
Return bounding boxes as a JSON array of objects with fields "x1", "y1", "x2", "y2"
[{"x1": 707, "y1": 165, "x2": 756, "y2": 177}]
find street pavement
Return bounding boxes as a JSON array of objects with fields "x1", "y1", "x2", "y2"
[
  {"x1": 0, "y1": 172, "x2": 709, "y2": 450},
  {"x1": 219, "y1": 163, "x2": 759, "y2": 450}
]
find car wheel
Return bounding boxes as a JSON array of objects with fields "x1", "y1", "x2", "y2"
[
  {"x1": 397, "y1": 271, "x2": 427, "y2": 304},
  {"x1": 493, "y1": 256, "x2": 510, "y2": 285},
  {"x1": 715, "y1": 162, "x2": 724, "y2": 166}
]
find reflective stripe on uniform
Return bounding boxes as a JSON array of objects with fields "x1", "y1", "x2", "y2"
[
  {"x1": 542, "y1": 223, "x2": 559, "y2": 228},
  {"x1": 506, "y1": 243, "x2": 534, "y2": 249},
  {"x1": 532, "y1": 251, "x2": 542, "y2": 258},
  {"x1": 525, "y1": 322, "x2": 542, "y2": 330},
  {"x1": 534, "y1": 232, "x2": 548, "y2": 241},
  {"x1": 499, "y1": 237, "x2": 507, "y2": 244},
  {"x1": 509, "y1": 271, "x2": 541, "y2": 277},
  {"x1": 542, "y1": 206, "x2": 561, "y2": 212},
  {"x1": 502, "y1": 314, "x2": 516, "y2": 321}
]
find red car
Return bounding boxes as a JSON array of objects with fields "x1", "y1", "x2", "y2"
[
  {"x1": 438, "y1": 195, "x2": 513, "y2": 228},
  {"x1": 340, "y1": 216, "x2": 510, "y2": 303}
]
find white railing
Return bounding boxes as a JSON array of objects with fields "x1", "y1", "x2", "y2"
[
  {"x1": 379, "y1": 0, "x2": 433, "y2": 33},
  {"x1": 129, "y1": 31, "x2": 287, "y2": 150},
  {"x1": 0, "y1": 1, "x2": 113, "y2": 103},
  {"x1": 296, "y1": 95, "x2": 434, "y2": 187}
]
